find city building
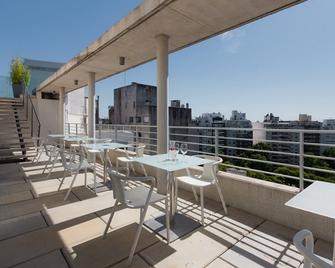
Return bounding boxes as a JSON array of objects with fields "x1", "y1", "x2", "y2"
[
  {"x1": 224, "y1": 111, "x2": 253, "y2": 156},
  {"x1": 194, "y1": 112, "x2": 225, "y2": 154},
  {"x1": 321, "y1": 119, "x2": 335, "y2": 153},
  {"x1": 23, "y1": 58, "x2": 63, "y2": 95},
  {"x1": 108, "y1": 106, "x2": 115, "y2": 124},
  {"x1": 263, "y1": 114, "x2": 322, "y2": 164},
  {"x1": 111, "y1": 82, "x2": 192, "y2": 150}
]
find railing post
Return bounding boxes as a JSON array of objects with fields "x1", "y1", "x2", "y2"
[
  {"x1": 214, "y1": 128, "x2": 219, "y2": 156},
  {"x1": 31, "y1": 105, "x2": 33, "y2": 137},
  {"x1": 299, "y1": 131, "x2": 304, "y2": 191},
  {"x1": 68, "y1": 123, "x2": 70, "y2": 135},
  {"x1": 99, "y1": 124, "x2": 102, "y2": 139},
  {"x1": 114, "y1": 126, "x2": 118, "y2": 142},
  {"x1": 135, "y1": 126, "x2": 138, "y2": 144},
  {"x1": 76, "y1": 124, "x2": 78, "y2": 135}
]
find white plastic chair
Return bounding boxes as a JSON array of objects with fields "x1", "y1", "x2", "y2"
[
  {"x1": 42, "y1": 143, "x2": 60, "y2": 176},
  {"x1": 31, "y1": 137, "x2": 45, "y2": 163},
  {"x1": 293, "y1": 229, "x2": 334, "y2": 268},
  {"x1": 116, "y1": 143, "x2": 147, "y2": 176},
  {"x1": 57, "y1": 149, "x2": 96, "y2": 201},
  {"x1": 103, "y1": 169, "x2": 169, "y2": 265},
  {"x1": 175, "y1": 154, "x2": 228, "y2": 225}
]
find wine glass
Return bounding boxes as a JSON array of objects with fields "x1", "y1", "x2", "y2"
[{"x1": 180, "y1": 143, "x2": 188, "y2": 158}]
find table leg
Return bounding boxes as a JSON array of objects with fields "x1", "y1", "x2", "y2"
[
  {"x1": 93, "y1": 153, "x2": 97, "y2": 193},
  {"x1": 169, "y1": 171, "x2": 176, "y2": 224},
  {"x1": 103, "y1": 149, "x2": 107, "y2": 183}
]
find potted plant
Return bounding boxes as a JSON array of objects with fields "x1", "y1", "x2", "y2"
[{"x1": 10, "y1": 57, "x2": 31, "y2": 98}]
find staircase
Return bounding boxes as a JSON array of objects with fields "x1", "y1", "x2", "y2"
[{"x1": 0, "y1": 97, "x2": 37, "y2": 163}]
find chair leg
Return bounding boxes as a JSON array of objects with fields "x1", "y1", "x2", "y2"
[
  {"x1": 64, "y1": 172, "x2": 78, "y2": 201},
  {"x1": 36, "y1": 149, "x2": 43, "y2": 162},
  {"x1": 192, "y1": 186, "x2": 198, "y2": 202},
  {"x1": 103, "y1": 200, "x2": 118, "y2": 238},
  {"x1": 84, "y1": 168, "x2": 87, "y2": 187},
  {"x1": 130, "y1": 162, "x2": 136, "y2": 175},
  {"x1": 127, "y1": 205, "x2": 150, "y2": 266},
  {"x1": 200, "y1": 187, "x2": 205, "y2": 225},
  {"x1": 141, "y1": 164, "x2": 147, "y2": 176},
  {"x1": 47, "y1": 156, "x2": 58, "y2": 179},
  {"x1": 215, "y1": 182, "x2": 228, "y2": 214},
  {"x1": 42, "y1": 156, "x2": 51, "y2": 174},
  {"x1": 58, "y1": 171, "x2": 67, "y2": 191}
]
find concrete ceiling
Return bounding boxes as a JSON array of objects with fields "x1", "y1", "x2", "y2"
[{"x1": 37, "y1": 0, "x2": 305, "y2": 93}]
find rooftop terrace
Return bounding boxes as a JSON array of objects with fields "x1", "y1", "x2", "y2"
[{"x1": 0, "y1": 150, "x2": 332, "y2": 268}]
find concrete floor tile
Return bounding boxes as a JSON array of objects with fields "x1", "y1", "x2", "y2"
[
  {"x1": 220, "y1": 221, "x2": 303, "y2": 268},
  {"x1": 0, "y1": 212, "x2": 47, "y2": 241},
  {"x1": 110, "y1": 255, "x2": 151, "y2": 268},
  {"x1": 13, "y1": 250, "x2": 68, "y2": 268},
  {"x1": 0, "y1": 182, "x2": 31, "y2": 195},
  {"x1": 43, "y1": 192, "x2": 115, "y2": 225},
  {"x1": 58, "y1": 217, "x2": 107, "y2": 248},
  {"x1": 206, "y1": 257, "x2": 235, "y2": 268},
  {"x1": 140, "y1": 226, "x2": 227, "y2": 268},
  {"x1": 0, "y1": 227, "x2": 65, "y2": 267},
  {"x1": 0, "y1": 190, "x2": 33, "y2": 205},
  {"x1": 64, "y1": 222, "x2": 159, "y2": 268},
  {"x1": 0, "y1": 192, "x2": 78, "y2": 221}
]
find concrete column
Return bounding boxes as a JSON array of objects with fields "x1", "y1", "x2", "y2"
[
  {"x1": 156, "y1": 34, "x2": 169, "y2": 154},
  {"x1": 59, "y1": 87, "x2": 65, "y2": 134},
  {"x1": 156, "y1": 34, "x2": 169, "y2": 193},
  {"x1": 88, "y1": 72, "x2": 96, "y2": 138}
]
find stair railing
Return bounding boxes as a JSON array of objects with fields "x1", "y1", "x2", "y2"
[{"x1": 21, "y1": 89, "x2": 41, "y2": 139}]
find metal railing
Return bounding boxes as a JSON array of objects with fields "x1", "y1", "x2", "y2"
[{"x1": 65, "y1": 122, "x2": 335, "y2": 190}]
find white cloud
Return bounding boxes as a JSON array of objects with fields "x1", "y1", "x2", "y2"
[
  {"x1": 219, "y1": 30, "x2": 244, "y2": 54},
  {"x1": 220, "y1": 31, "x2": 233, "y2": 41}
]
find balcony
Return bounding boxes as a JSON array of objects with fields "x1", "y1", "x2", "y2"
[{"x1": 0, "y1": 123, "x2": 333, "y2": 267}]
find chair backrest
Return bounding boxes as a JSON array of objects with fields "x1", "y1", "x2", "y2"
[
  {"x1": 135, "y1": 144, "x2": 145, "y2": 157},
  {"x1": 58, "y1": 149, "x2": 69, "y2": 170},
  {"x1": 293, "y1": 229, "x2": 334, "y2": 268},
  {"x1": 193, "y1": 154, "x2": 222, "y2": 182},
  {"x1": 43, "y1": 144, "x2": 57, "y2": 157},
  {"x1": 108, "y1": 168, "x2": 128, "y2": 203}
]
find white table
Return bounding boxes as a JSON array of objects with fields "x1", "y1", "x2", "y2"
[
  {"x1": 82, "y1": 142, "x2": 132, "y2": 191},
  {"x1": 135, "y1": 153, "x2": 214, "y2": 242},
  {"x1": 286, "y1": 181, "x2": 335, "y2": 264}
]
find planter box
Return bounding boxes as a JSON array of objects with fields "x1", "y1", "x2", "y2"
[{"x1": 12, "y1": 83, "x2": 25, "y2": 98}]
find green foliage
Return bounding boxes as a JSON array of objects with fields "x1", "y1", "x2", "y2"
[
  {"x1": 323, "y1": 148, "x2": 335, "y2": 158},
  {"x1": 10, "y1": 57, "x2": 31, "y2": 86}
]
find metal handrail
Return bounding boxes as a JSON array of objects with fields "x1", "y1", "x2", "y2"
[{"x1": 65, "y1": 122, "x2": 335, "y2": 190}]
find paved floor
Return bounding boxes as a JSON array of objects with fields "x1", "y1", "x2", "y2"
[{"x1": 0, "y1": 154, "x2": 332, "y2": 268}]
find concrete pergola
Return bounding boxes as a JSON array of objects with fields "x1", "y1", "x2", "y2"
[{"x1": 37, "y1": 0, "x2": 305, "y2": 154}]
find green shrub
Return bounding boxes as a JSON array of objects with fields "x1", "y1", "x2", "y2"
[{"x1": 10, "y1": 57, "x2": 30, "y2": 86}]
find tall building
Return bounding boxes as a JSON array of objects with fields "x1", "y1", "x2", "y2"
[
  {"x1": 321, "y1": 119, "x2": 335, "y2": 153},
  {"x1": 194, "y1": 113, "x2": 225, "y2": 154},
  {"x1": 111, "y1": 82, "x2": 192, "y2": 151},
  {"x1": 113, "y1": 82, "x2": 157, "y2": 125},
  {"x1": 264, "y1": 114, "x2": 322, "y2": 164},
  {"x1": 224, "y1": 111, "x2": 253, "y2": 156},
  {"x1": 23, "y1": 58, "x2": 63, "y2": 95}
]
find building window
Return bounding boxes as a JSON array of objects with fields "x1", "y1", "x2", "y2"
[
  {"x1": 143, "y1": 116, "x2": 149, "y2": 123},
  {"x1": 136, "y1": 116, "x2": 141, "y2": 123},
  {"x1": 133, "y1": 101, "x2": 135, "y2": 109},
  {"x1": 129, "y1": 117, "x2": 134, "y2": 123}
]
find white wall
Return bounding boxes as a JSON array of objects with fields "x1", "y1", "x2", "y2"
[
  {"x1": 65, "y1": 87, "x2": 85, "y2": 124},
  {"x1": 35, "y1": 93, "x2": 60, "y2": 138}
]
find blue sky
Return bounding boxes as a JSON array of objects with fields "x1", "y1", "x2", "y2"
[{"x1": 0, "y1": 0, "x2": 334, "y2": 122}]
